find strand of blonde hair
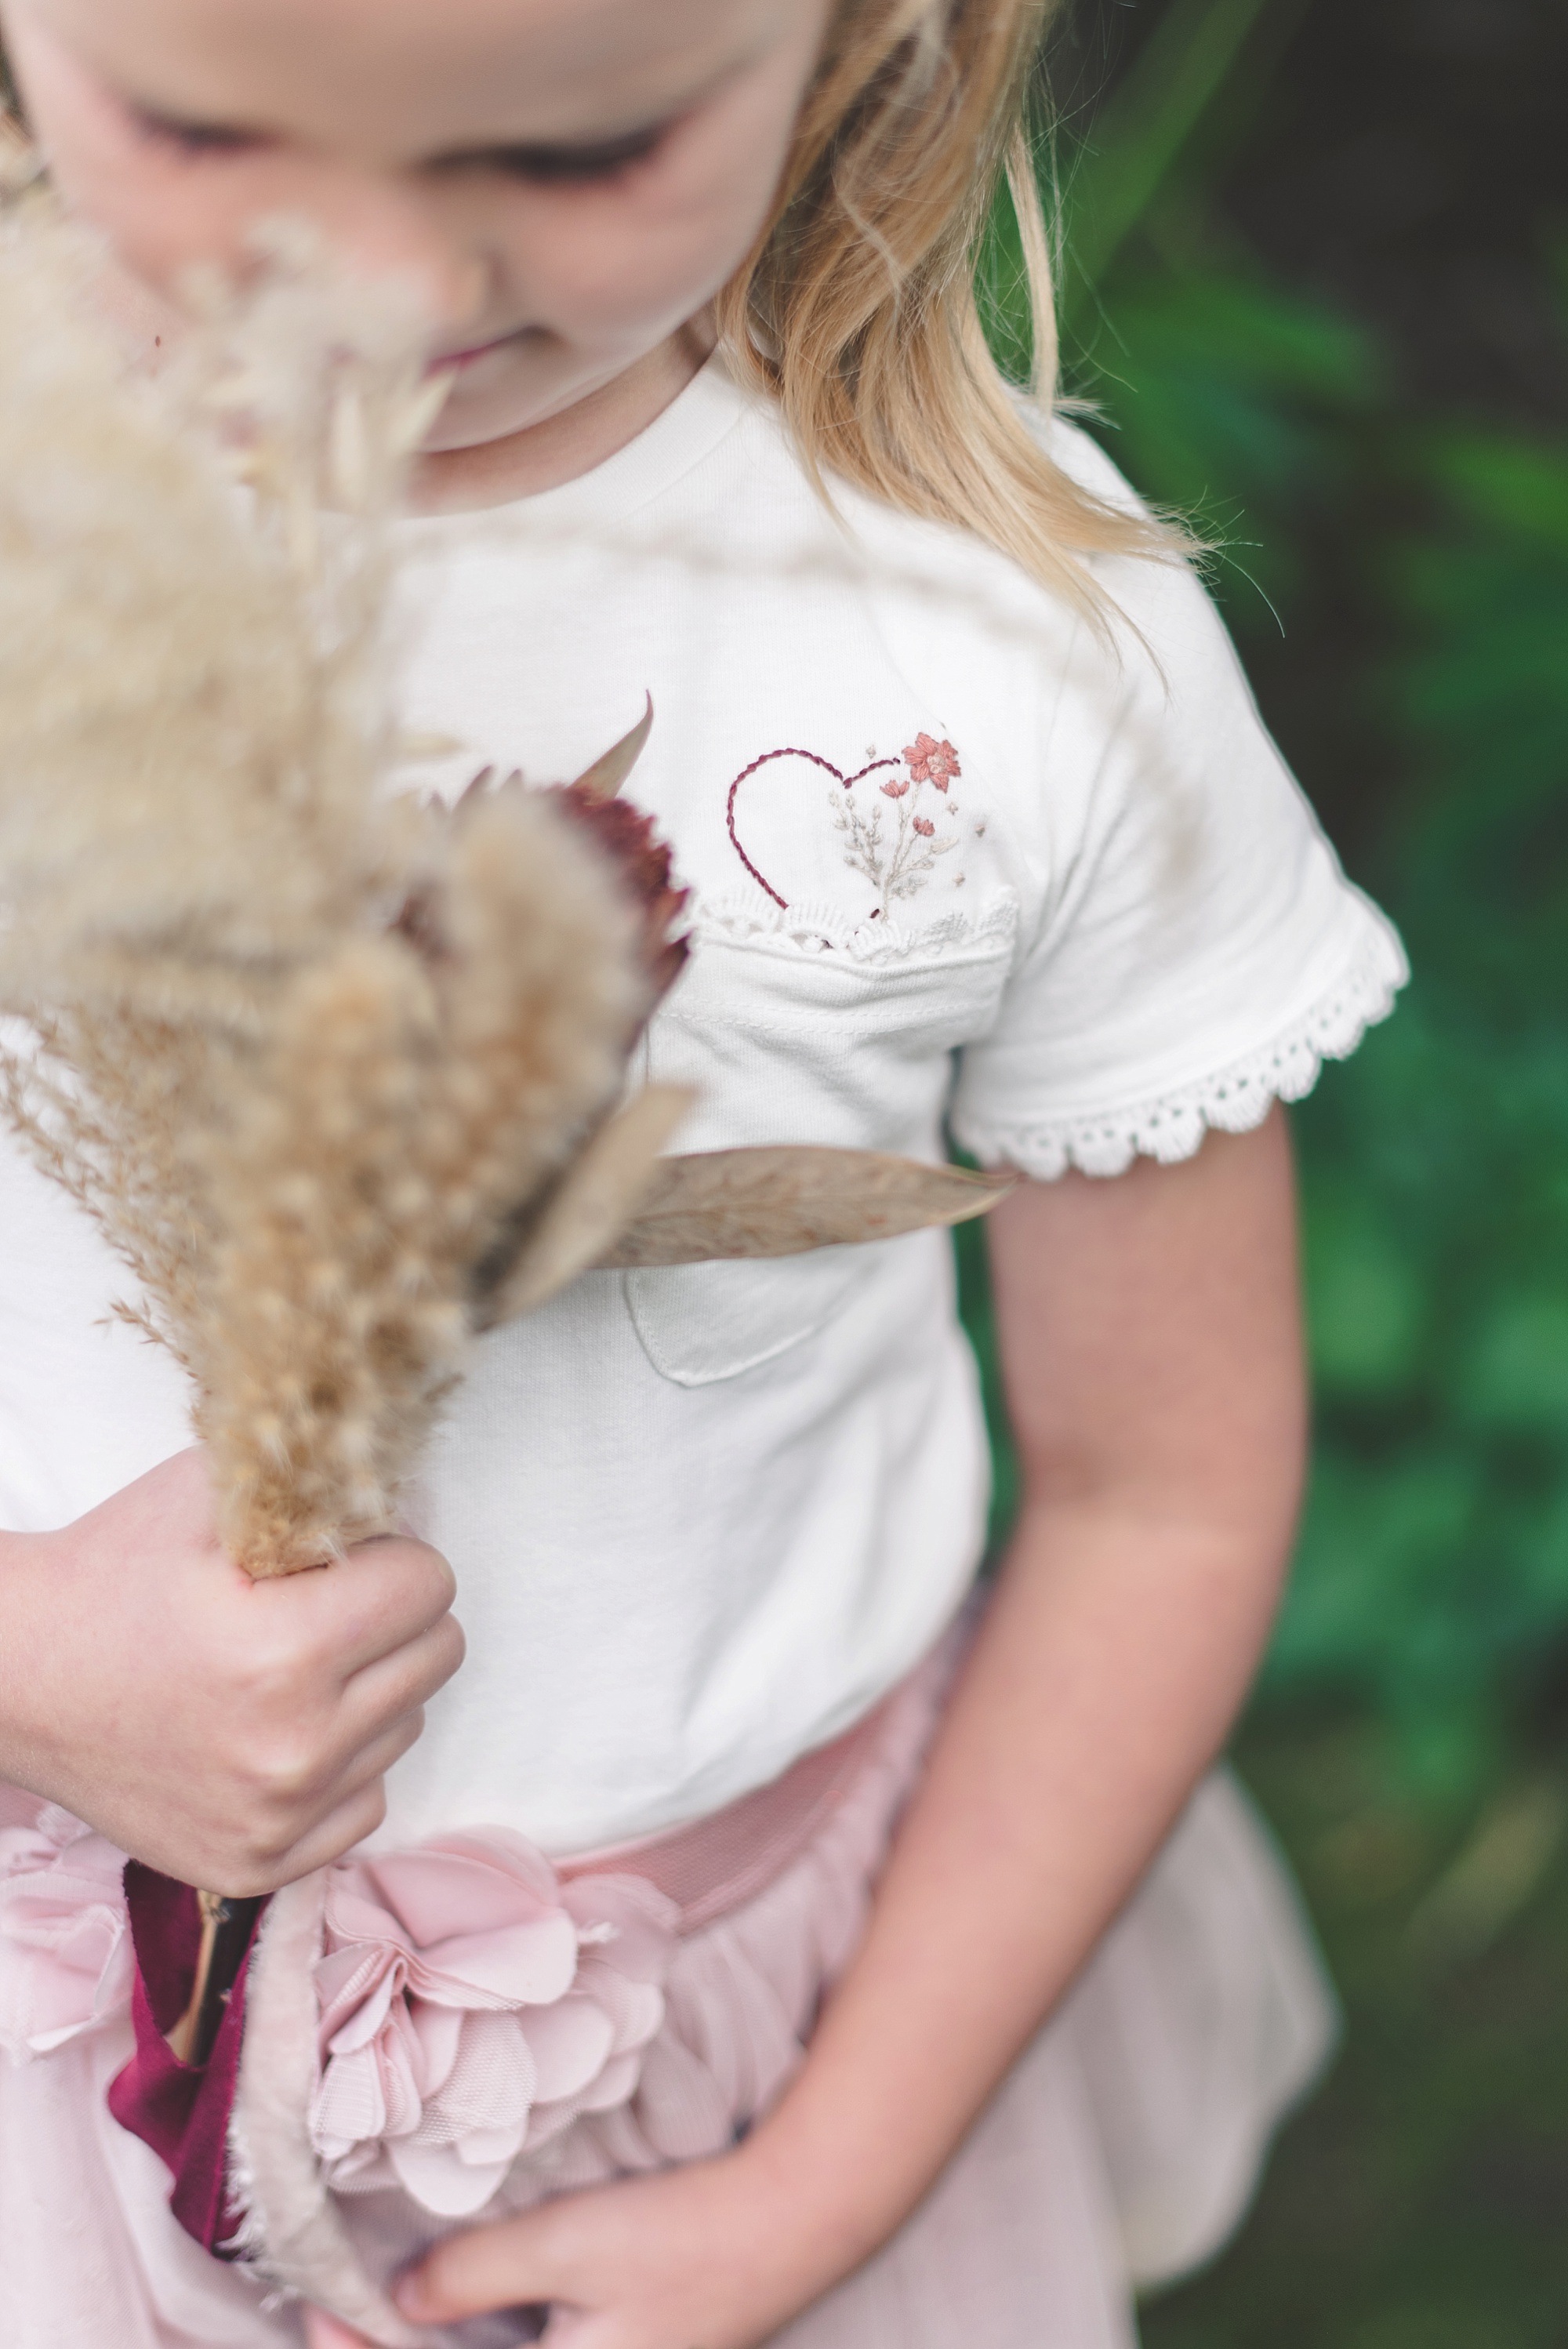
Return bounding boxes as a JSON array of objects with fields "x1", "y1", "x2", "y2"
[{"x1": 716, "y1": 0, "x2": 1182, "y2": 619}]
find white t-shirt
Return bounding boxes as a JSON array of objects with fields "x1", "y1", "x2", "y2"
[{"x1": 0, "y1": 360, "x2": 1404, "y2": 1852}]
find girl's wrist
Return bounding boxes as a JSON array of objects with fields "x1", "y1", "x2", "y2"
[
  {"x1": 734, "y1": 2097, "x2": 915, "y2": 2291},
  {"x1": 0, "y1": 1525, "x2": 61, "y2": 1799}
]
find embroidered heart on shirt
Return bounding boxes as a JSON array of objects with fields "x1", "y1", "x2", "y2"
[
  {"x1": 726, "y1": 735, "x2": 964, "y2": 917},
  {"x1": 726, "y1": 748, "x2": 900, "y2": 910}
]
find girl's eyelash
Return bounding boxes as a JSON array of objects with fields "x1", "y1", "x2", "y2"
[
  {"x1": 132, "y1": 108, "x2": 258, "y2": 158},
  {"x1": 477, "y1": 125, "x2": 670, "y2": 185},
  {"x1": 128, "y1": 110, "x2": 667, "y2": 183}
]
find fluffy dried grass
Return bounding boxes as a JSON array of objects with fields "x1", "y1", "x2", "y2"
[{"x1": 0, "y1": 204, "x2": 648, "y2": 1574}]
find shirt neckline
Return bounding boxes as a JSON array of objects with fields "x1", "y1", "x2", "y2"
[{"x1": 403, "y1": 353, "x2": 751, "y2": 539}]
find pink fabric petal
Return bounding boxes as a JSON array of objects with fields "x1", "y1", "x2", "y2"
[
  {"x1": 321, "y1": 1885, "x2": 411, "y2": 1949},
  {"x1": 427, "y1": 2010, "x2": 536, "y2": 2140},
  {"x1": 575, "y1": 1963, "x2": 665, "y2": 2057},
  {"x1": 323, "y1": 1962, "x2": 403, "y2": 2057},
  {"x1": 518, "y1": 1995, "x2": 615, "y2": 2104},
  {"x1": 355, "y1": 1838, "x2": 560, "y2": 1944},
  {"x1": 314, "y1": 1942, "x2": 390, "y2": 2025},
  {"x1": 574, "y1": 2049, "x2": 646, "y2": 2117},
  {"x1": 407, "y1": 1997, "x2": 463, "y2": 2101},
  {"x1": 629, "y1": 2031, "x2": 737, "y2": 2162},
  {"x1": 561, "y1": 1876, "x2": 680, "y2": 1984},
  {"x1": 410, "y1": 1913, "x2": 578, "y2": 2006},
  {"x1": 456, "y1": 2125, "x2": 532, "y2": 2169},
  {"x1": 309, "y1": 2042, "x2": 388, "y2": 2161},
  {"x1": 386, "y1": 2137, "x2": 511, "y2": 2219},
  {"x1": 0, "y1": 1805, "x2": 132, "y2": 2059},
  {"x1": 375, "y1": 2004, "x2": 429, "y2": 2142}
]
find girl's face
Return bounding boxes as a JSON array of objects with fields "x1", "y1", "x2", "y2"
[{"x1": 1, "y1": 0, "x2": 833, "y2": 459}]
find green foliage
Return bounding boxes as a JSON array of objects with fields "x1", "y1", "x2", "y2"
[{"x1": 962, "y1": 0, "x2": 1568, "y2": 1803}]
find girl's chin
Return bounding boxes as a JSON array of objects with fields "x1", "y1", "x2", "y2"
[{"x1": 418, "y1": 361, "x2": 639, "y2": 459}]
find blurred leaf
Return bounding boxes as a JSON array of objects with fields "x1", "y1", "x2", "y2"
[
  {"x1": 1303, "y1": 1183, "x2": 1426, "y2": 1400},
  {"x1": 1062, "y1": 0, "x2": 1278, "y2": 301},
  {"x1": 1461, "y1": 1297, "x2": 1568, "y2": 1439}
]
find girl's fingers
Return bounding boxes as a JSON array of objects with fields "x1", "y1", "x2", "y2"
[
  {"x1": 304, "y1": 1536, "x2": 460, "y2": 1677},
  {"x1": 396, "y1": 2210, "x2": 558, "y2": 2324},
  {"x1": 343, "y1": 1610, "x2": 466, "y2": 1720},
  {"x1": 303, "y1": 2308, "x2": 374, "y2": 2348},
  {"x1": 273, "y1": 1777, "x2": 395, "y2": 1882}
]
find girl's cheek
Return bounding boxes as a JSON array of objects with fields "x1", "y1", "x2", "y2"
[
  {"x1": 8, "y1": 20, "x2": 248, "y2": 291},
  {"x1": 54, "y1": 147, "x2": 274, "y2": 299},
  {"x1": 506, "y1": 136, "x2": 790, "y2": 344}
]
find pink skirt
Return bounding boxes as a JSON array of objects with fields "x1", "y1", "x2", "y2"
[{"x1": 0, "y1": 1636, "x2": 1334, "y2": 2349}]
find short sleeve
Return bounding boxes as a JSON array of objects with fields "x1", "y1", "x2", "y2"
[{"x1": 949, "y1": 424, "x2": 1406, "y2": 1178}]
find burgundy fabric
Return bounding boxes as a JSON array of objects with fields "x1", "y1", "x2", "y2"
[{"x1": 107, "y1": 1866, "x2": 268, "y2": 2257}]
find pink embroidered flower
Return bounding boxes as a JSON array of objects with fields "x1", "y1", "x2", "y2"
[
  {"x1": 0, "y1": 1802, "x2": 132, "y2": 2060},
  {"x1": 912, "y1": 817, "x2": 935, "y2": 837},
  {"x1": 880, "y1": 777, "x2": 909, "y2": 800},
  {"x1": 309, "y1": 1830, "x2": 678, "y2": 2219},
  {"x1": 902, "y1": 733, "x2": 960, "y2": 791}
]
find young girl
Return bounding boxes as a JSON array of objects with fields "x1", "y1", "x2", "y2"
[{"x1": 0, "y1": 2, "x2": 1405, "y2": 2344}]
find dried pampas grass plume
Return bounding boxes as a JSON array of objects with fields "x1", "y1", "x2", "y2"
[{"x1": 0, "y1": 201, "x2": 660, "y2": 1575}]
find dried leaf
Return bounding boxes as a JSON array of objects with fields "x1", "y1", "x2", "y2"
[
  {"x1": 569, "y1": 694, "x2": 653, "y2": 801},
  {"x1": 597, "y1": 1148, "x2": 1017, "y2": 1266},
  {"x1": 482, "y1": 1084, "x2": 695, "y2": 1327}
]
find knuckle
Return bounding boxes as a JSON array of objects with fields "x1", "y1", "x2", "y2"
[
  {"x1": 220, "y1": 1853, "x2": 286, "y2": 1900},
  {"x1": 329, "y1": 1784, "x2": 387, "y2": 1857},
  {"x1": 230, "y1": 1632, "x2": 310, "y2": 1709},
  {"x1": 390, "y1": 1708, "x2": 425, "y2": 1763},
  {"x1": 245, "y1": 1729, "x2": 332, "y2": 1810}
]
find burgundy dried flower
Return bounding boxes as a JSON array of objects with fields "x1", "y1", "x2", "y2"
[
  {"x1": 546, "y1": 782, "x2": 689, "y2": 1008},
  {"x1": 445, "y1": 766, "x2": 688, "y2": 1015}
]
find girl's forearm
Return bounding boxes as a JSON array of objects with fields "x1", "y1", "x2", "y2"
[{"x1": 740, "y1": 1495, "x2": 1291, "y2": 2271}]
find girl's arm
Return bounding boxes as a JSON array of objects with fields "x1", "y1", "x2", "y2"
[{"x1": 361, "y1": 1107, "x2": 1307, "y2": 2349}]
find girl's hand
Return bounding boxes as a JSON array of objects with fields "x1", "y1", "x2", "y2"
[
  {"x1": 304, "y1": 2147, "x2": 858, "y2": 2349},
  {"x1": 0, "y1": 1446, "x2": 463, "y2": 1891}
]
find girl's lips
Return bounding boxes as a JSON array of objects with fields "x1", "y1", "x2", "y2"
[{"x1": 429, "y1": 329, "x2": 521, "y2": 375}]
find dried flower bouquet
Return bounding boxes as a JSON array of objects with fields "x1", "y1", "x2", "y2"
[
  {"x1": 0, "y1": 204, "x2": 670, "y2": 1577},
  {"x1": 0, "y1": 191, "x2": 1012, "y2": 1592}
]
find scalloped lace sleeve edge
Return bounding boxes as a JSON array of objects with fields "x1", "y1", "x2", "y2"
[{"x1": 952, "y1": 913, "x2": 1409, "y2": 1181}]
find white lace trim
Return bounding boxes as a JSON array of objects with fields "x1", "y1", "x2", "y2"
[
  {"x1": 953, "y1": 918, "x2": 1408, "y2": 1180},
  {"x1": 688, "y1": 888, "x2": 1019, "y2": 965}
]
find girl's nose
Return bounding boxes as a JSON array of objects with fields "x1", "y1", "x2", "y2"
[{"x1": 275, "y1": 163, "x2": 492, "y2": 340}]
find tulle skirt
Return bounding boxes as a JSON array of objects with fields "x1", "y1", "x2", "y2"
[{"x1": 0, "y1": 1638, "x2": 1334, "y2": 2349}]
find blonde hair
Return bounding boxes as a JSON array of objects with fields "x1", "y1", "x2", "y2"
[{"x1": 717, "y1": 0, "x2": 1175, "y2": 612}]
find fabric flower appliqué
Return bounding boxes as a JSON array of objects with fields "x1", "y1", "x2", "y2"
[
  {"x1": 309, "y1": 1831, "x2": 679, "y2": 2218},
  {"x1": 0, "y1": 1802, "x2": 133, "y2": 2061},
  {"x1": 833, "y1": 733, "x2": 961, "y2": 907}
]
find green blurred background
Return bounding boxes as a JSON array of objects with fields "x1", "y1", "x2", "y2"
[{"x1": 962, "y1": 0, "x2": 1568, "y2": 2337}]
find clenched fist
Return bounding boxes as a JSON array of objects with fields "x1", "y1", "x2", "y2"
[{"x1": 0, "y1": 1447, "x2": 463, "y2": 1889}]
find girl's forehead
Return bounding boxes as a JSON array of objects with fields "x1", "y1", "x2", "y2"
[{"x1": 33, "y1": 0, "x2": 793, "y2": 142}]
